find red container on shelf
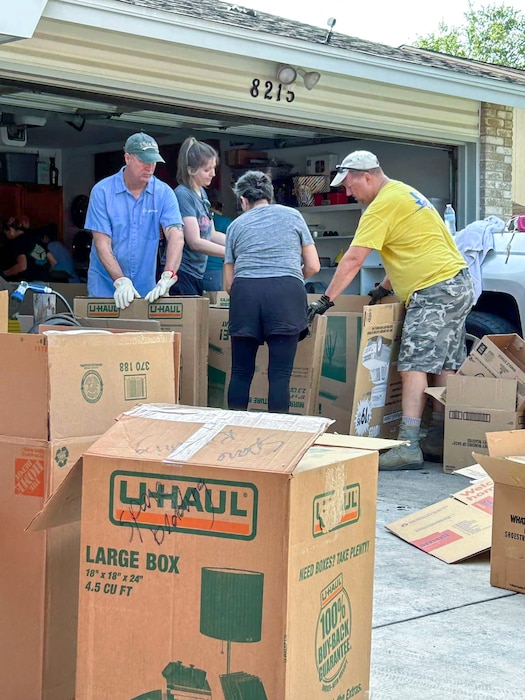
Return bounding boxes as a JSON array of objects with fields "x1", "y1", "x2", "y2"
[
  {"x1": 328, "y1": 192, "x2": 348, "y2": 205},
  {"x1": 313, "y1": 193, "x2": 328, "y2": 206}
]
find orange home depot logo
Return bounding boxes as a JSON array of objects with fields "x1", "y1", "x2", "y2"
[
  {"x1": 313, "y1": 484, "x2": 360, "y2": 537},
  {"x1": 14, "y1": 453, "x2": 45, "y2": 497},
  {"x1": 110, "y1": 471, "x2": 258, "y2": 540}
]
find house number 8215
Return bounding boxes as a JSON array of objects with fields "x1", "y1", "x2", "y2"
[{"x1": 250, "y1": 79, "x2": 295, "y2": 102}]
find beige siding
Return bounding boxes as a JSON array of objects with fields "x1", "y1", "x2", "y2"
[{"x1": 0, "y1": 17, "x2": 479, "y2": 143}]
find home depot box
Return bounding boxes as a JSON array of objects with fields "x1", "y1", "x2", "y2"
[
  {"x1": 208, "y1": 308, "x2": 326, "y2": 414},
  {"x1": 74, "y1": 297, "x2": 209, "y2": 406},
  {"x1": 429, "y1": 375, "x2": 524, "y2": 474},
  {"x1": 459, "y1": 334, "x2": 525, "y2": 407},
  {"x1": 0, "y1": 289, "x2": 7, "y2": 332},
  {"x1": 0, "y1": 330, "x2": 179, "y2": 441},
  {"x1": 475, "y1": 430, "x2": 525, "y2": 593},
  {"x1": 31, "y1": 405, "x2": 378, "y2": 699},
  {"x1": 0, "y1": 435, "x2": 96, "y2": 700},
  {"x1": 350, "y1": 302, "x2": 404, "y2": 438},
  {"x1": 386, "y1": 477, "x2": 493, "y2": 563}
]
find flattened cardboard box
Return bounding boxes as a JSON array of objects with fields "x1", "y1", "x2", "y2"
[
  {"x1": 74, "y1": 297, "x2": 209, "y2": 406},
  {"x1": 428, "y1": 375, "x2": 524, "y2": 474},
  {"x1": 0, "y1": 330, "x2": 179, "y2": 441},
  {"x1": 459, "y1": 333, "x2": 525, "y2": 407},
  {"x1": 386, "y1": 477, "x2": 494, "y2": 563},
  {"x1": 0, "y1": 435, "x2": 97, "y2": 700},
  {"x1": 475, "y1": 430, "x2": 525, "y2": 593},
  {"x1": 208, "y1": 309, "x2": 326, "y2": 415},
  {"x1": 350, "y1": 302, "x2": 404, "y2": 439},
  {"x1": 31, "y1": 405, "x2": 378, "y2": 700}
]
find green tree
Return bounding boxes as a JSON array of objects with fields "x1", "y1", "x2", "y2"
[{"x1": 414, "y1": 2, "x2": 525, "y2": 69}]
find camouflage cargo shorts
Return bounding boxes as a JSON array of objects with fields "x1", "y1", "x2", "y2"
[{"x1": 398, "y1": 268, "x2": 475, "y2": 373}]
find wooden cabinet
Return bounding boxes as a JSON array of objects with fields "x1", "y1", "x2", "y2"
[{"x1": 0, "y1": 183, "x2": 63, "y2": 238}]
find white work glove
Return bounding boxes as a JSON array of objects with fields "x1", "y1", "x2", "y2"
[
  {"x1": 144, "y1": 270, "x2": 178, "y2": 303},
  {"x1": 113, "y1": 276, "x2": 141, "y2": 309}
]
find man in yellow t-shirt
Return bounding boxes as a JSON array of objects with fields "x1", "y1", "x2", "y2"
[{"x1": 307, "y1": 150, "x2": 474, "y2": 471}]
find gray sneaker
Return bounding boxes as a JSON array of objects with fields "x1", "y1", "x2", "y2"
[{"x1": 379, "y1": 443, "x2": 424, "y2": 471}]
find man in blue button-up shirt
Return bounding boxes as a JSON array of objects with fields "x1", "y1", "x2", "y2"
[{"x1": 86, "y1": 132, "x2": 184, "y2": 308}]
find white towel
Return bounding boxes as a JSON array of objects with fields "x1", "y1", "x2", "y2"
[{"x1": 454, "y1": 216, "x2": 505, "y2": 302}]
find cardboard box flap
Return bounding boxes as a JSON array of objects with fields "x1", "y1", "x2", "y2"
[
  {"x1": 85, "y1": 404, "x2": 333, "y2": 473},
  {"x1": 487, "y1": 333, "x2": 525, "y2": 372},
  {"x1": 486, "y1": 429, "x2": 525, "y2": 457},
  {"x1": 446, "y1": 375, "x2": 518, "y2": 409},
  {"x1": 314, "y1": 433, "x2": 403, "y2": 451},
  {"x1": 424, "y1": 387, "x2": 446, "y2": 405},
  {"x1": 474, "y1": 452, "x2": 525, "y2": 487},
  {"x1": 27, "y1": 459, "x2": 83, "y2": 532}
]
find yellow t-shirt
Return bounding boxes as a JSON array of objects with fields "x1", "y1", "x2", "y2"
[{"x1": 352, "y1": 180, "x2": 466, "y2": 304}]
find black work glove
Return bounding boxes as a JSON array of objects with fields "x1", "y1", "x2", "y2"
[
  {"x1": 368, "y1": 284, "x2": 393, "y2": 305},
  {"x1": 307, "y1": 294, "x2": 334, "y2": 324}
]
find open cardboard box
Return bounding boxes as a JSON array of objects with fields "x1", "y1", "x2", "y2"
[
  {"x1": 426, "y1": 375, "x2": 524, "y2": 474},
  {"x1": 474, "y1": 430, "x2": 525, "y2": 593},
  {"x1": 27, "y1": 405, "x2": 401, "y2": 700}
]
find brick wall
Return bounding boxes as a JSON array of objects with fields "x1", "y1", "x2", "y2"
[{"x1": 480, "y1": 102, "x2": 513, "y2": 219}]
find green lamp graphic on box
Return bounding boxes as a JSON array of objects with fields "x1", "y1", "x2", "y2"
[{"x1": 131, "y1": 566, "x2": 266, "y2": 700}]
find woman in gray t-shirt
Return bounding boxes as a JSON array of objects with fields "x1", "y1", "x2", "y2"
[{"x1": 224, "y1": 170, "x2": 320, "y2": 413}]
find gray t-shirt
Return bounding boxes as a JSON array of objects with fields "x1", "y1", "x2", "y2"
[
  {"x1": 225, "y1": 204, "x2": 313, "y2": 281},
  {"x1": 174, "y1": 184, "x2": 212, "y2": 278}
]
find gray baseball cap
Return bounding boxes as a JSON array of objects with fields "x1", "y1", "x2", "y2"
[
  {"x1": 124, "y1": 133, "x2": 165, "y2": 163},
  {"x1": 330, "y1": 150, "x2": 380, "y2": 187}
]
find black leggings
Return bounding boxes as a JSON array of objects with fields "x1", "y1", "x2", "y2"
[{"x1": 228, "y1": 333, "x2": 300, "y2": 413}]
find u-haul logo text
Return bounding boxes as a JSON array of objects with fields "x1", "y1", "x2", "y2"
[
  {"x1": 148, "y1": 301, "x2": 183, "y2": 319},
  {"x1": 86, "y1": 301, "x2": 119, "y2": 317},
  {"x1": 110, "y1": 471, "x2": 258, "y2": 540},
  {"x1": 313, "y1": 484, "x2": 360, "y2": 537}
]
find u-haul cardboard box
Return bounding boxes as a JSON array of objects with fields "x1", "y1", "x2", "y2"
[
  {"x1": 350, "y1": 302, "x2": 404, "y2": 438},
  {"x1": 311, "y1": 296, "x2": 371, "y2": 434},
  {"x1": 459, "y1": 334, "x2": 525, "y2": 407},
  {"x1": 475, "y1": 430, "x2": 525, "y2": 593},
  {"x1": 30, "y1": 405, "x2": 379, "y2": 700},
  {"x1": 432, "y1": 376, "x2": 525, "y2": 474},
  {"x1": 208, "y1": 309, "x2": 327, "y2": 415},
  {"x1": 0, "y1": 289, "x2": 7, "y2": 332},
  {"x1": 0, "y1": 330, "x2": 179, "y2": 444},
  {"x1": 74, "y1": 297, "x2": 209, "y2": 406}
]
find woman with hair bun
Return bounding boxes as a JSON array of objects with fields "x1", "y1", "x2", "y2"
[
  {"x1": 171, "y1": 137, "x2": 226, "y2": 295},
  {"x1": 224, "y1": 169, "x2": 320, "y2": 413}
]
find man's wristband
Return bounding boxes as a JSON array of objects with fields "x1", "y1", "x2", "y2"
[{"x1": 164, "y1": 270, "x2": 178, "y2": 279}]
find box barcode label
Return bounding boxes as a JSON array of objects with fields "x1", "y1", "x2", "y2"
[
  {"x1": 448, "y1": 410, "x2": 491, "y2": 422},
  {"x1": 124, "y1": 374, "x2": 147, "y2": 400}
]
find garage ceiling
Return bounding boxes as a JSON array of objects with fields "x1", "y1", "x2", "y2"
[{"x1": 0, "y1": 81, "x2": 349, "y2": 151}]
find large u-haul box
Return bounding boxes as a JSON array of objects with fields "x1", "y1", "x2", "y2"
[{"x1": 31, "y1": 405, "x2": 379, "y2": 699}]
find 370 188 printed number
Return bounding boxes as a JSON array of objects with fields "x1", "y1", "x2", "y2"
[{"x1": 250, "y1": 79, "x2": 295, "y2": 102}]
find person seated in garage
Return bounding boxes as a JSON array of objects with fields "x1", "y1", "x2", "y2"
[{"x1": 1, "y1": 216, "x2": 56, "y2": 283}]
